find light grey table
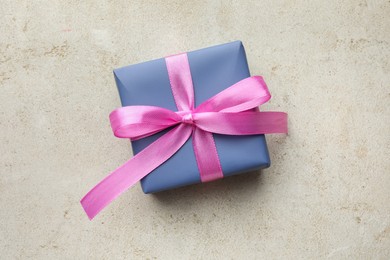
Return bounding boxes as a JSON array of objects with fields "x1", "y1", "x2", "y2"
[{"x1": 1, "y1": 1, "x2": 389, "y2": 259}]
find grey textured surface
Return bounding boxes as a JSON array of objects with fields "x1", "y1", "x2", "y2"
[{"x1": 1, "y1": 1, "x2": 389, "y2": 259}]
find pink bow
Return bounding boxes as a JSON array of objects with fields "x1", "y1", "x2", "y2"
[{"x1": 81, "y1": 53, "x2": 287, "y2": 220}]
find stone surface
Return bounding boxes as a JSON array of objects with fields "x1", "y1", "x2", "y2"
[{"x1": 1, "y1": 1, "x2": 389, "y2": 259}]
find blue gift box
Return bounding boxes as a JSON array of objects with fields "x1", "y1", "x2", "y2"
[{"x1": 113, "y1": 41, "x2": 270, "y2": 193}]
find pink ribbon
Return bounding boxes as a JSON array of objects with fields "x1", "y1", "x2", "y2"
[{"x1": 81, "y1": 53, "x2": 287, "y2": 220}]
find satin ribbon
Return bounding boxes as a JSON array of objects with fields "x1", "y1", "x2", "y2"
[{"x1": 81, "y1": 53, "x2": 287, "y2": 220}]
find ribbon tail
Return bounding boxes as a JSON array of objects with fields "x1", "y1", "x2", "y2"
[
  {"x1": 195, "y1": 111, "x2": 288, "y2": 135},
  {"x1": 80, "y1": 124, "x2": 192, "y2": 220}
]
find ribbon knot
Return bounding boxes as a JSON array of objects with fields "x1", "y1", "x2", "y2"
[
  {"x1": 81, "y1": 52, "x2": 288, "y2": 220},
  {"x1": 178, "y1": 111, "x2": 194, "y2": 125}
]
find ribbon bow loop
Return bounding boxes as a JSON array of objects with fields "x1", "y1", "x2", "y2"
[{"x1": 109, "y1": 106, "x2": 181, "y2": 140}]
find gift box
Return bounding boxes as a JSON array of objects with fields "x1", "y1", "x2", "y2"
[{"x1": 113, "y1": 41, "x2": 271, "y2": 194}]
